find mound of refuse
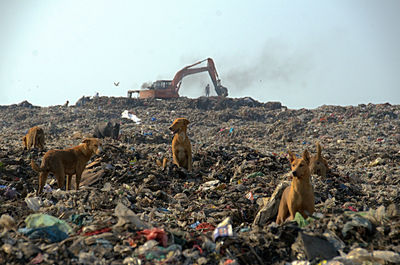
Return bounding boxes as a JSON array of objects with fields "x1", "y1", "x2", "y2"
[{"x1": 0, "y1": 96, "x2": 399, "y2": 264}]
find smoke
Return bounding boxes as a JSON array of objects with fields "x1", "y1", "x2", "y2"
[
  {"x1": 141, "y1": 82, "x2": 152, "y2": 89},
  {"x1": 180, "y1": 72, "x2": 211, "y2": 96},
  {"x1": 222, "y1": 40, "x2": 313, "y2": 94}
]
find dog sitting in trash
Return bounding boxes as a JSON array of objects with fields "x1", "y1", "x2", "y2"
[
  {"x1": 169, "y1": 118, "x2": 192, "y2": 171},
  {"x1": 309, "y1": 141, "x2": 329, "y2": 177},
  {"x1": 23, "y1": 126, "x2": 45, "y2": 151},
  {"x1": 31, "y1": 138, "x2": 103, "y2": 195},
  {"x1": 276, "y1": 149, "x2": 315, "y2": 224}
]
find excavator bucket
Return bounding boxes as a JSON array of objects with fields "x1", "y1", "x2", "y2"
[{"x1": 215, "y1": 85, "x2": 228, "y2": 97}]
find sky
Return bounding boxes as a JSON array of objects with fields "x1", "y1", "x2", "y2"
[{"x1": 0, "y1": 0, "x2": 399, "y2": 109}]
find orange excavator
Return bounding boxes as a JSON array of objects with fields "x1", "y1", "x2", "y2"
[{"x1": 128, "y1": 58, "x2": 228, "y2": 99}]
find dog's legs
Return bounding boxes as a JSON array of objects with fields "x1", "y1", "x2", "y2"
[
  {"x1": 276, "y1": 188, "x2": 290, "y2": 224},
  {"x1": 66, "y1": 175, "x2": 73, "y2": 191},
  {"x1": 37, "y1": 171, "x2": 49, "y2": 195},
  {"x1": 27, "y1": 137, "x2": 32, "y2": 151},
  {"x1": 54, "y1": 168, "x2": 66, "y2": 190},
  {"x1": 298, "y1": 209, "x2": 309, "y2": 220},
  {"x1": 276, "y1": 203, "x2": 289, "y2": 224},
  {"x1": 172, "y1": 152, "x2": 179, "y2": 168},
  {"x1": 75, "y1": 172, "x2": 82, "y2": 191},
  {"x1": 188, "y1": 150, "x2": 192, "y2": 171}
]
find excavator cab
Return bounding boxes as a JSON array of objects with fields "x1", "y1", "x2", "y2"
[{"x1": 148, "y1": 80, "x2": 172, "y2": 90}]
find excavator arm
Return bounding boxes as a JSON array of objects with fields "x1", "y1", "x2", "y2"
[{"x1": 171, "y1": 58, "x2": 228, "y2": 97}]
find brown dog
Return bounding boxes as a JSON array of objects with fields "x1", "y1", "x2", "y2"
[
  {"x1": 309, "y1": 141, "x2": 328, "y2": 177},
  {"x1": 276, "y1": 149, "x2": 315, "y2": 224},
  {"x1": 169, "y1": 118, "x2": 192, "y2": 171},
  {"x1": 23, "y1": 126, "x2": 45, "y2": 151},
  {"x1": 31, "y1": 138, "x2": 102, "y2": 195}
]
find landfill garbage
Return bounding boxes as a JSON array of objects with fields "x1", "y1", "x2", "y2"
[
  {"x1": 114, "y1": 202, "x2": 150, "y2": 229},
  {"x1": 137, "y1": 228, "x2": 168, "y2": 247},
  {"x1": 19, "y1": 225, "x2": 69, "y2": 243},
  {"x1": 24, "y1": 213, "x2": 73, "y2": 234},
  {"x1": 121, "y1": 110, "x2": 141, "y2": 124},
  {"x1": 213, "y1": 217, "x2": 234, "y2": 242},
  {"x1": 25, "y1": 197, "x2": 42, "y2": 211},
  {"x1": 0, "y1": 97, "x2": 400, "y2": 264},
  {"x1": 291, "y1": 232, "x2": 338, "y2": 261},
  {"x1": 0, "y1": 214, "x2": 16, "y2": 231}
]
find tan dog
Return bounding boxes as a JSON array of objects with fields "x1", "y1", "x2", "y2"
[
  {"x1": 169, "y1": 118, "x2": 192, "y2": 171},
  {"x1": 276, "y1": 149, "x2": 315, "y2": 224},
  {"x1": 309, "y1": 141, "x2": 328, "y2": 177},
  {"x1": 31, "y1": 138, "x2": 102, "y2": 195},
  {"x1": 23, "y1": 126, "x2": 45, "y2": 151}
]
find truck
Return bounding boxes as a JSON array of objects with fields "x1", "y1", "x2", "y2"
[{"x1": 128, "y1": 58, "x2": 228, "y2": 99}]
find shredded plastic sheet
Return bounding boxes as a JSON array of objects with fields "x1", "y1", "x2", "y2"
[{"x1": 121, "y1": 110, "x2": 141, "y2": 124}]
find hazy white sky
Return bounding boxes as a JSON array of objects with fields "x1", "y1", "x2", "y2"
[{"x1": 0, "y1": 0, "x2": 399, "y2": 109}]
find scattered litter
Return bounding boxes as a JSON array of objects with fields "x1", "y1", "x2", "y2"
[{"x1": 0, "y1": 97, "x2": 399, "y2": 264}]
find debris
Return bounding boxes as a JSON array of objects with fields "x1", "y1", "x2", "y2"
[
  {"x1": 292, "y1": 232, "x2": 338, "y2": 261},
  {"x1": 0, "y1": 97, "x2": 399, "y2": 264}
]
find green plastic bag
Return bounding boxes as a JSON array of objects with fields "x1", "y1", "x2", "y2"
[
  {"x1": 25, "y1": 213, "x2": 73, "y2": 234},
  {"x1": 294, "y1": 212, "x2": 315, "y2": 228},
  {"x1": 247, "y1": 172, "x2": 264, "y2": 178}
]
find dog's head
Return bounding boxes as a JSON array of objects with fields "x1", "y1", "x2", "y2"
[
  {"x1": 310, "y1": 157, "x2": 328, "y2": 177},
  {"x1": 169, "y1": 118, "x2": 190, "y2": 134},
  {"x1": 112, "y1": 122, "x2": 120, "y2": 139},
  {"x1": 82, "y1": 138, "x2": 103, "y2": 155},
  {"x1": 309, "y1": 142, "x2": 328, "y2": 177},
  {"x1": 288, "y1": 149, "x2": 311, "y2": 179}
]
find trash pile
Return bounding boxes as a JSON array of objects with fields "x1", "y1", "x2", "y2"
[{"x1": 0, "y1": 97, "x2": 399, "y2": 264}]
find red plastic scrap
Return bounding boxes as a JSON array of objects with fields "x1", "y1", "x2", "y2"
[
  {"x1": 137, "y1": 228, "x2": 168, "y2": 247},
  {"x1": 192, "y1": 244, "x2": 203, "y2": 254},
  {"x1": 30, "y1": 253, "x2": 44, "y2": 264},
  {"x1": 128, "y1": 237, "x2": 137, "y2": 248},
  {"x1": 83, "y1": 227, "x2": 112, "y2": 236},
  {"x1": 343, "y1": 205, "x2": 358, "y2": 212},
  {"x1": 195, "y1": 222, "x2": 215, "y2": 233}
]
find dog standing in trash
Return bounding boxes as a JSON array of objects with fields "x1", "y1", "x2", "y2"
[
  {"x1": 309, "y1": 141, "x2": 328, "y2": 177},
  {"x1": 93, "y1": 121, "x2": 120, "y2": 140},
  {"x1": 169, "y1": 118, "x2": 192, "y2": 171},
  {"x1": 31, "y1": 138, "x2": 102, "y2": 195},
  {"x1": 276, "y1": 149, "x2": 315, "y2": 224},
  {"x1": 23, "y1": 126, "x2": 45, "y2": 151}
]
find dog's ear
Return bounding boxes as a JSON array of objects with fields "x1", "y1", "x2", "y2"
[
  {"x1": 288, "y1": 150, "x2": 296, "y2": 163},
  {"x1": 302, "y1": 149, "x2": 310, "y2": 164},
  {"x1": 316, "y1": 141, "x2": 322, "y2": 158}
]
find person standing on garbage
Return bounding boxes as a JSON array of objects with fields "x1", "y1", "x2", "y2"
[{"x1": 205, "y1": 84, "x2": 210, "y2": 97}]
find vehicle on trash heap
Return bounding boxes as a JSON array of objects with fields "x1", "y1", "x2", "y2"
[{"x1": 127, "y1": 58, "x2": 228, "y2": 99}]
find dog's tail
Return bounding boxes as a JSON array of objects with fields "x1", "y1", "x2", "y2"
[
  {"x1": 31, "y1": 159, "x2": 44, "y2": 172},
  {"x1": 316, "y1": 141, "x2": 322, "y2": 158}
]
